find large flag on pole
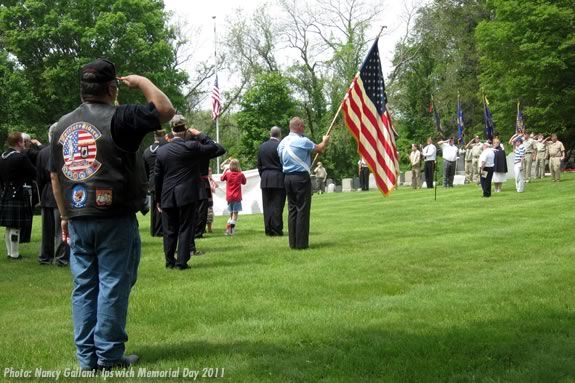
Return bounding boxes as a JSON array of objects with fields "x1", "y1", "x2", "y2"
[
  {"x1": 211, "y1": 75, "x2": 222, "y2": 120},
  {"x1": 342, "y1": 38, "x2": 399, "y2": 196},
  {"x1": 483, "y1": 95, "x2": 495, "y2": 141},
  {"x1": 457, "y1": 95, "x2": 464, "y2": 145},
  {"x1": 515, "y1": 100, "x2": 525, "y2": 133}
]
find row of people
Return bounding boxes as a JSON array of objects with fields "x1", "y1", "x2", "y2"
[{"x1": 408, "y1": 132, "x2": 566, "y2": 190}]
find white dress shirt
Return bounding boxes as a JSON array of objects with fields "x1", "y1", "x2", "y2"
[
  {"x1": 441, "y1": 143, "x2": 458, "y2": 162},
  {"x1": 422, "y1": 144, "x2": 437, "y2": 161},
  {"x1": 479, "y1": 148, "x2": 495, "y2": 168}
]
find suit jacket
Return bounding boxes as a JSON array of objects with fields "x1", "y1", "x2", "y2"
[
  {"x1": 143, "y1": 142, "x2": 161, "y2": 192},
  {"x1": 154, "y1": 134, "x2": 219, "y2": 208},
  {"x1": 257, "y1": 138, "x2": 284, "y2": 189},
  {"x1": 36, "y1": 146, "x2": 57, "y2": 208}
]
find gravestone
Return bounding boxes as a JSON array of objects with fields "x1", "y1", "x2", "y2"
[
  {"x1": 404, "y1": 171, "x2": 413, "y2": 186},
  {"x1": 327, "y1": 183, "x2": 336, "y2": 193},
  {"x1": 342, "y1": 178, "x2": 353, "y2": 192}
]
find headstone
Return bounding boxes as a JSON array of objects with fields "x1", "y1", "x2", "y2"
[
  {"x1": 404, "y1": 171, "x2": 412, "y2": 186},
  {"x1": 453, "y1": 174, "x2": 466, "y2": 185},
  {"x1": 399, "y1": 171, "x2": 405, "y2": 185},
  {"x1": 342, "y1": 178, "x2": 353, "y2": 192},
  {"x1": 352, "y1": 177, "x2": 360, "y2": 190},
  {"x1": 335, "y1": 185, "x2": 342, "y2": 193},
  {"x1": 327, "y1": 183, "x2": 336, "y2": 193},
  {"x1": 369, "y1": 173, "x2": 376, "y2": 189}
]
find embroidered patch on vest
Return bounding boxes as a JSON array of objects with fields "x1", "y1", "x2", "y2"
[
  {"x1": 95, "y1": 189, "x2": 113, "y2": 207},
  {"x1": 71, "y1": 185, "x2": 88, "y2": 209},
  {"x1": 59, "y1": 122, "x2": 102, "y2": 181}
]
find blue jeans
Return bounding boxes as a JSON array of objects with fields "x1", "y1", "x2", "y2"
[{"x1": 69, "y1": 215, "x2": 140, "y2": 368}]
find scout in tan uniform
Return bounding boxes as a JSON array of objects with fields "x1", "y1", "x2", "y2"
[
  {"x1": 534, "y1": 134, "x2": 549, "y2": 179},
  {"x1": 409, "y1": 144, "x2": 421, "y2": 189},
  {"x1": 522, "y1": 132, "x2": 535, "y2": 182},
  {"x1": 547, "y1": 134, "x2": 565, "y2": 182},
  {"x1": 469, "y1": 137, "x2": 483, "y2": 184},
  {"x1": 463, "y1": 140, "x2": 474, "y2": 184}
]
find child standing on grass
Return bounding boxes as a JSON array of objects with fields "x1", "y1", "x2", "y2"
[{"x1": 221, "y1": 159, "x2": 246, "y2": 235}]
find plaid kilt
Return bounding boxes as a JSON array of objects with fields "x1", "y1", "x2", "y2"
[{"x1": 0, "y1": 195, "x2": 33, "y2": 231}]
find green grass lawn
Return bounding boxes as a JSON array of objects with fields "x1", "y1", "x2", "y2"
[{"x1": 1, "y1": 174, "x2": 574, "y2": 382}]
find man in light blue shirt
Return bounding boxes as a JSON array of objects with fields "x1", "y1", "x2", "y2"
[{"x1": 277, "y1": 117, "x2": 329, "y2": 249}]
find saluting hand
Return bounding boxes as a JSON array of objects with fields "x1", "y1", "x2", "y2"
[{"x1": 118, "y1": 75, "x2": 144, "y2": 89}]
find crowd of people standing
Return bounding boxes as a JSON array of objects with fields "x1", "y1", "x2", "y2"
[{"x1": 406, "y1": 131, "x2": 567, "y2": 197}]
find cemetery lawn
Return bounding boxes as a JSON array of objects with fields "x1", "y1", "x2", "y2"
[{"x1": 1, "y1": 174, "x2": 574, "y2": 382}]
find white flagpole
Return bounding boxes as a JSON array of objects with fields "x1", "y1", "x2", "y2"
[{"x1": 212, "y1": 15, "x2": 220, "y2": 172}]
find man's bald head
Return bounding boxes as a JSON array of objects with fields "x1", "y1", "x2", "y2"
[
  {"x1": 270, "y1": 126, "x2": 282, "y2": 138},
  {"x1": 289, "y1": 117, "x2": 305, "y2": 134}
]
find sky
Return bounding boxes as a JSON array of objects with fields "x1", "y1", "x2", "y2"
[{"x1": 162, "y1": 0, "x2": 425, "y2": 104}]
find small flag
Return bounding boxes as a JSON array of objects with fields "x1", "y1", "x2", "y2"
[
  {"x1": 342, "y1": 38, "x2": 399, "y2": 196},
  {"x1": 211, "y1": 75, "x2": 222, "y2": 120},
  {"x1": 516, "y1": 100, "x2": 525, "y2": 133},
  {"x1": 483, "y1": 95, "x2": 495, "y2": 141},
  {"x1": 457, "y1": 96, "x2": 464, "y2": 145}
]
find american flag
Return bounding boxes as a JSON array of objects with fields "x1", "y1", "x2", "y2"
[
  {"x1": 211, "y1": 75, "x2": 222, "y2": 120},
  {"x1": 342, "y1": 38, "x2": 399, "y2": 196},
  {"x1": 63, "y1": 129, "x2": 97, "y2": 171}
]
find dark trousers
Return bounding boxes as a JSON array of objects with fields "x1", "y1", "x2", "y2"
[
  {"x1": 149, "y1": 192, "x2": 163, "y2": 237},
  {"x1": 195, "y1": 198, "x2": 208, "y2": 237},
  {"x1": 162, "y1": 203, "x2": 197, "y2": 267},
  {"x1": 443, "y1": 160, "x2": 456, "y2": 187},
  {"x1": 39, "y1": 207, "x2": 69, "y2": 264},
  {"x1": 424, "y1": 161, "x2": 435, "y2": 188},
  {"x1": 262, "y1": 187, "x2": 286, "y2": 236},
  {"x1": 480, "y1": 167, "x2": 494, "y2": 197},
  {"x1": 359, "y1": 167, "x2": 370, "y2": 191},
  {"x1": 285, "y1": 173, "x2": 312, "y2": 249}
]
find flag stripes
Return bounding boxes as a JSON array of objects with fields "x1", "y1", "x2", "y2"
[
  {"x1": 211, "y1": 75, "x2": 222, "y2": 120},
  {"x1": 342, "y1": 72, "x2": 399, "y2": 195}
]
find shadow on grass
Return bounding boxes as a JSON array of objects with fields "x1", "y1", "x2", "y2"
[{"x1": 136, "y1": 309, "x2": 575, "y2": 382}]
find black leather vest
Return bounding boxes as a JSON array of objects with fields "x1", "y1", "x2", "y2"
[{"x1": 53, "y1": 103, "x2": 146, "y2": 218}]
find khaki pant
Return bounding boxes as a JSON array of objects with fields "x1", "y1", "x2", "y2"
[
  {"x1": 523, "y1": 153, "x2": 534, "y2": 180},
  {"x1": 471, "y1": 157, "x2": 480, "y2": 184},
  {"x1": 535, "y1": 156, "x2": 546, "y2": 179},
  {"x1": 465, "y1": 160, "x2": 472, "y2": 183},
  {"x1": 411, "y1": 166, "x2": 421, "y2": 189},
  {"x1": 550, "y1": 157, "x2": 561, "y2": 181}
]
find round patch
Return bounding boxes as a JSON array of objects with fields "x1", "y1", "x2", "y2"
[
  {"x1": 71, "y1": 185, "x2": 88, "y2": 209},
  {"x1": 59, "y1": 121, "x2": 102, "y2": 181}
]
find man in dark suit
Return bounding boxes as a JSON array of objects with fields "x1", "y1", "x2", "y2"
[
  {"x1": 36, "y1": 123, "x2": 68, "y2": 266},
  {"x1": 142, "y1": 129, "x2": 165, "y2": 237},
  {"x1": 257, "y1": 126, "x2": 286, "y2": 236},
  {"x1": 195, "y1": 138, "x2": 226, "y2": 239},
  {"x1": 155, "y1": 115, "x2": 220, "y2": 270}
]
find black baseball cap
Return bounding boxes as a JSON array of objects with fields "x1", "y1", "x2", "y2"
[{"x1": 80, "y1": 59, "x2": 117, "y2": 83}]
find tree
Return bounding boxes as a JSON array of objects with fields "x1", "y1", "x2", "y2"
[
  {"x1": 0, "y1": 0, "x2": 187, "y2": 142},
  {"x1": 476, "y1": 0, "x2": 575, "y2": 146},
  {"x1": 236, "y1": 72, "x2": 296, "y2": 168}
]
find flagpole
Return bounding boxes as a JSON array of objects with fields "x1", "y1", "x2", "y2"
[{"x1": 212, "y1": 15, "x2": 220, "y2": 172}]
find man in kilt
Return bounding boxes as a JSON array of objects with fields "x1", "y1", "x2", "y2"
[{"x1": 0, "y1": 132, "x2": 37, "y2": 259}]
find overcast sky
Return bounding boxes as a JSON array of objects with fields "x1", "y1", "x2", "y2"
[{"x1": 162, "y1": 0, "x2": 425, "y2": 105}]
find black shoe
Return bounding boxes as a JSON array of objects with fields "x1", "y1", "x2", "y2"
[
  {"x1": 55, "y1": 260, "x2": 69, "y2": 267},
  {"x1": 165, "y1": 263, "x2": 175, "y2": 269},
  {"x1": 190, "y1": 250, "x2": 204, "y2": 257},
  {"x1": 98, "y1": 354, "x2": 139, "y2": 370},
  {"x1": 175, "y1": 264, "x2": 190, "y2": 270},
  {"x1": 38, "y1": 258, "x2": 53, "y2": 265}
]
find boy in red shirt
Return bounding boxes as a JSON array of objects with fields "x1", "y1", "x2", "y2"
[{"x1": 220, "y1": 159, "x2": 246, "y2": 235}]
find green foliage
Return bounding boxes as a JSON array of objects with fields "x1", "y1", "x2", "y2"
[
  {"x1": 476, "y1": 0, "x2": 575, "y2": 145},
  {"x1": 0, "y1": 0, "x2": 187, "y2": 143},
  {"x1": 236, "y1": 72, "x2": 296, "y2": 168},
  {"x1": 389, "y1": 0, "x2": 489, "y2": 150}
]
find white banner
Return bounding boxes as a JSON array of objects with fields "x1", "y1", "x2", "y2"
[{"x1": 212, "y1": 169, "x2": 263, "y2": 216}]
